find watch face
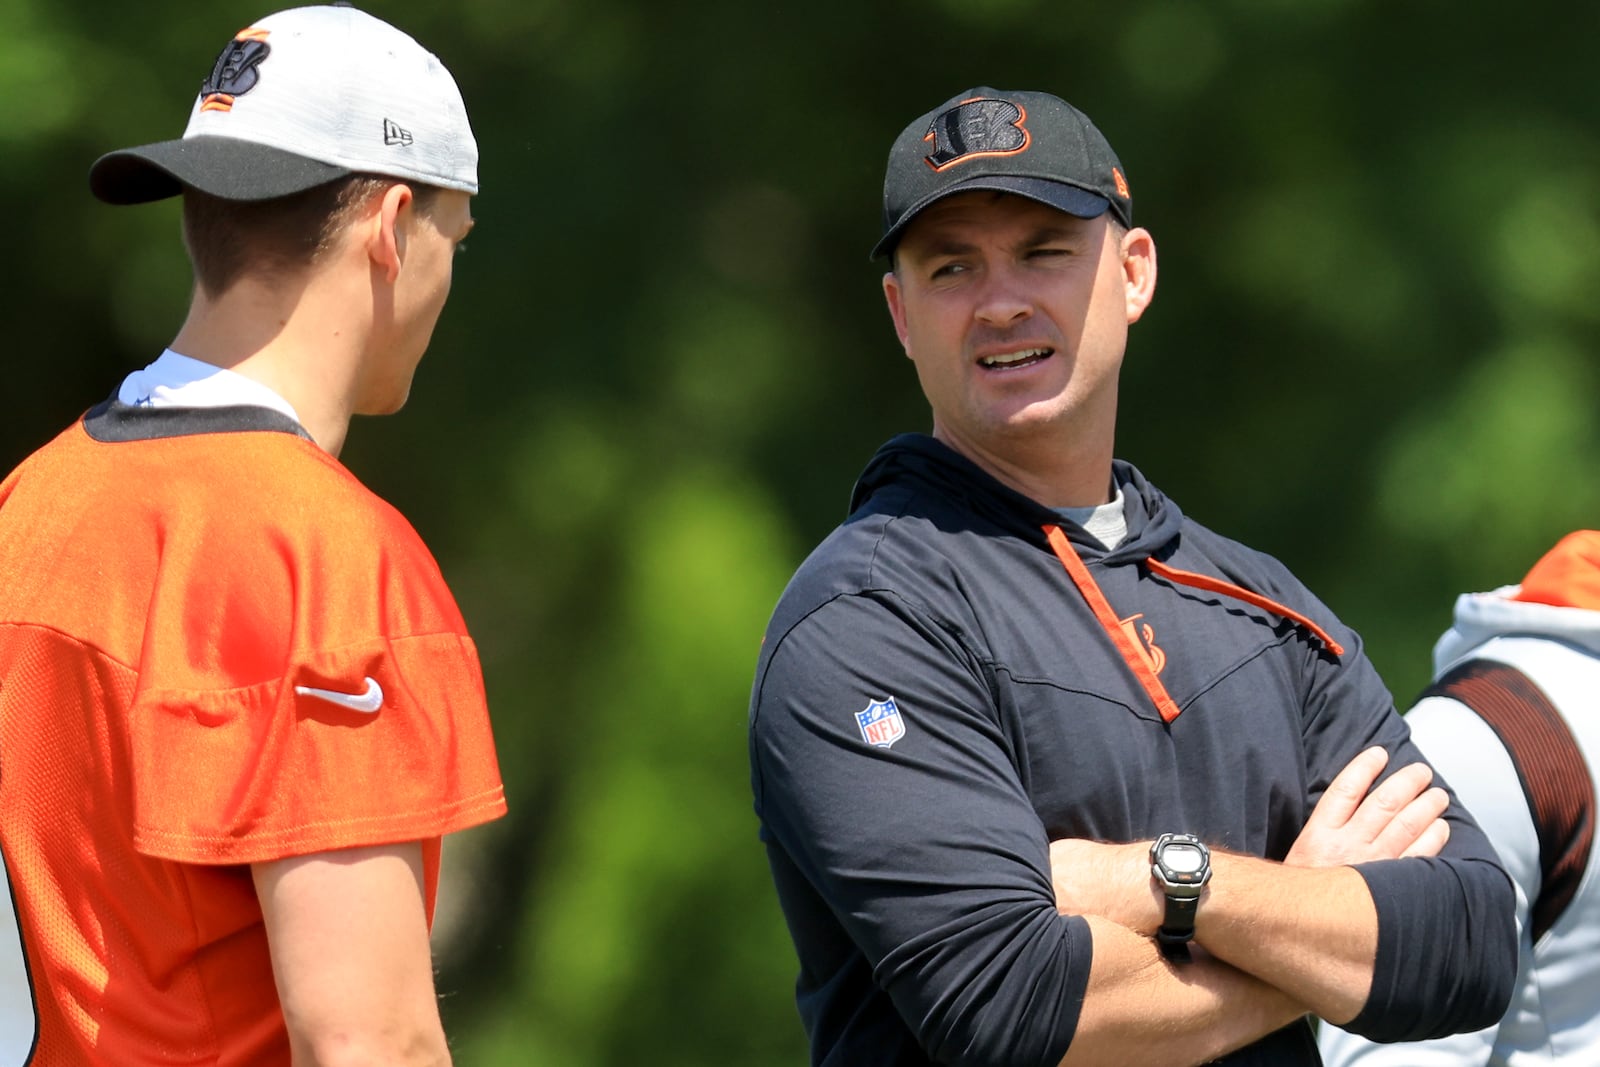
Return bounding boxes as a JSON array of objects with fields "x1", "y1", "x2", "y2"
[{"x1": 1163, "y1": 844, "x2": 1206, "y2": 874}]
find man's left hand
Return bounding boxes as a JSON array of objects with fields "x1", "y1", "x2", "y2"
[{"x1": 1285, "y1": 746, "x2": 1450, "y2": 868}]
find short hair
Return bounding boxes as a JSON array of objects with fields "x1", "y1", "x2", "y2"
[{"x1": 181, "y1": 174, "x2": 440, "y2": 298}]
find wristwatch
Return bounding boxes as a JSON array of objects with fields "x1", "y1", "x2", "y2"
[{"x1": 1149, "y1": 833, "x2": 1211, "y2": 962}]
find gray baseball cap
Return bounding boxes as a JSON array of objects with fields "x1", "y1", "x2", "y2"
[
  {"x1": 90, "y1": 4, "x2": 478, "y2": 204},
  {"x1": 873, "y1": 87, "x2": 1131, "y2": 258}
]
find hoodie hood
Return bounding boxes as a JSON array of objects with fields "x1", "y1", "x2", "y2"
[
  {"x1": 1434, "y1": 531, "x2": 1600, "y2": 672},
  {"x1": 848, "y1": 434, "x2": 1183, "y2": 565}
]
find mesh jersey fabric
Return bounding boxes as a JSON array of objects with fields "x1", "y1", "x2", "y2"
[{"x1": 0, "y1": 405, "x2": 506, "y2": 1064}]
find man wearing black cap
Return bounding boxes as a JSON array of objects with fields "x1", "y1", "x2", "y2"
[
  {"x1": 0, "y1": 6, "x2": 503, "y2": 1064},
  {"x1": 748, "y1": 87, "x2": 1515, "y2": 1065}
]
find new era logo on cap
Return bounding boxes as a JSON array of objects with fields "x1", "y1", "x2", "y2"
[
  {"x1": 872, "y1": 86, "x2": 1133, "y2": 259},
  {"x1": 383, "y1": 118, "x2": 414, "y2": 147}
]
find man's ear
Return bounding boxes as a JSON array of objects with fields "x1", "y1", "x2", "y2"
[
  {"x1": 1121, "y1": 226, "x2": 1157, "y2": 324},
  {"x1": 882, "y1": 270, "x2": 913, "y2": 358},
  {"x1": 368, "y1": 183, "x2": 415, "y2": 285}
]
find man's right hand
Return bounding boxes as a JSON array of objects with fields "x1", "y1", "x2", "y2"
[{"x1": 1285, "y1": 746, "x2": 1450, "y2": 867}]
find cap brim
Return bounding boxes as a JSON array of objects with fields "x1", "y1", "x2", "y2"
[
  {"x1": 89, "y1": 136, "x2": 354, "y2": 205},
  {"x1": 871, "y1": 175, "x2": 1112, "y2": 259}
]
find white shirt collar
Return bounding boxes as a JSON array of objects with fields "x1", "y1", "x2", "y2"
[
  {"x1": 1055, "y1": 487, "x2": 1128, "y2": 551},
  {"x1": 117, "y1": 349, "x2": 301, "y2": 425}
]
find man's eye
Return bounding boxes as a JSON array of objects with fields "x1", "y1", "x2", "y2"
[{"x1": 930, "y1": 262, "x2": 965, "y2": 279}]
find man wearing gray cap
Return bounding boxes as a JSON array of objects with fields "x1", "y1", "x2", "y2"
[
  {"x1": 748, "y1": 87, "x2": 1515, "y2": 1065},
  {"x1": 0, "y1": 6, "x2": 503, "y2": 1064}
]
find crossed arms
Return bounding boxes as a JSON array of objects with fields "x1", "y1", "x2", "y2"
[
  {"x1": 752, "y1": 592, "x2": 1516, "y2": 1067},
  {"x1": 1047, "y1": 748, "x2": 1455, "y2": 1066}
]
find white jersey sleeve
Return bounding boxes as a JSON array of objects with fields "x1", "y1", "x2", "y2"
[{"x1": 1318, "y1": 695, "x2": 1536, "y2": 1067}]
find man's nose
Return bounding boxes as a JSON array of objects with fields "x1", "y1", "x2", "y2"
[{"x1": 972, "y1": 269, "x2": 1033, "y2": 327}]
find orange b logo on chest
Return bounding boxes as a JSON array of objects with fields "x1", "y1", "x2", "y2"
[{"x1": 1118, "y1": 614, "x2": 1165, "y2": 675}]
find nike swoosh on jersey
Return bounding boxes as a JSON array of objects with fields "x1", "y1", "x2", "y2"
[{"x1": 294, "y1": 677, "x2": 384, "y2": 714}]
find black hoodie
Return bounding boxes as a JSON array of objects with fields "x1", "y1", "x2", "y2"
[{"x1": 750, "y1": 434, "x2": 1514, "y2": 1067}]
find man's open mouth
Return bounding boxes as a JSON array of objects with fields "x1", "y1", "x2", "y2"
[{"x1": 978, "y1": 347, "x2": 1053, "y2": 370}]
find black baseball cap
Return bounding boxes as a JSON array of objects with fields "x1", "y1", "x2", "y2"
[{"x1": 872, "y1": 87, "x2": 1132, "y2": 259}]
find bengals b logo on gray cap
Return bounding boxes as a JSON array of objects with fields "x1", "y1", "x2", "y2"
[
  {"x1": 90, "y1": 6, "x2": 478, "y2": 206},
  {"x1": 872, "y1": 87, "x2": 1132, "y2": 259}
]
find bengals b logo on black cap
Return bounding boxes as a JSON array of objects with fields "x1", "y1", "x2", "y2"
[
  {"x1": 922, "y1": 97, "x2": 1031, "y2": 171},
  {"x1": 872, "y1": 87, "x2": 1133, "y2": 259}
]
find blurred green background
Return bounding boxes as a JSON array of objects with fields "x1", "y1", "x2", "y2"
[{"x1": 8, "y1": 0, "x2": 1600, "y2": 1062}]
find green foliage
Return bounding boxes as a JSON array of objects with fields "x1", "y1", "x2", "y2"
[
  {"x1": 1376, "y1": 338, "x2": 1600, "y2": 575},
  {"x1": 11, "y1": 0, "x2": 1600, "y2": 1062},
  {"x1": 456, "y1": 472, "x2": 802, "y2": 1065}
]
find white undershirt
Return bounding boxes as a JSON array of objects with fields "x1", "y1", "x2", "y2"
[
  {"x1": 117, "y1": 349, "x2": 301, "y2": 424},
  {"x1": 1054, "y1": 487, "x2": 1128, "y2": 551}
]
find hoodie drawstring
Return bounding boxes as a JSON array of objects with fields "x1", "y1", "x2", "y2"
[
  {"x1": 1043, "y1": 526, "x2": 1345, "y2": 724},
  {"x1": 1144, "y1": 558, "x2": 1345, "y2": 658},
  {"x1": 1044, "y1": 526, "x2": 1182, "y2": 723}
]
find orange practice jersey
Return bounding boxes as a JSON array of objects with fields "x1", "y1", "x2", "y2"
[{"x1": 0, "y1": 401, "x2": 506, "y2": 1064}]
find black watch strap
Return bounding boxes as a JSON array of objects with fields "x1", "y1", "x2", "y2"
[{"x1": 1156, "y1": 896, "x2": 1199, "y2": 961}]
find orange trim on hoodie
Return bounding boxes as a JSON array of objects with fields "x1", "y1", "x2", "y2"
[
  {"x1": 1043, "y1": 526, "x2": 1348, "y2": 723},
  {"x1": 1044, "y1": 526, "x2": 1183, "y2": 723},
  {"x1": 1514, "y1": 530, "x2": 1600, "y2": 610},
  {"x1": 1142, "y1": 558, "x2": 1345, "y2": 657}
]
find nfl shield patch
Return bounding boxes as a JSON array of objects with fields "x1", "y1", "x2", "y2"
[{"x1": 856, "y1": 697, "x2": 906, "y2": 749}]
